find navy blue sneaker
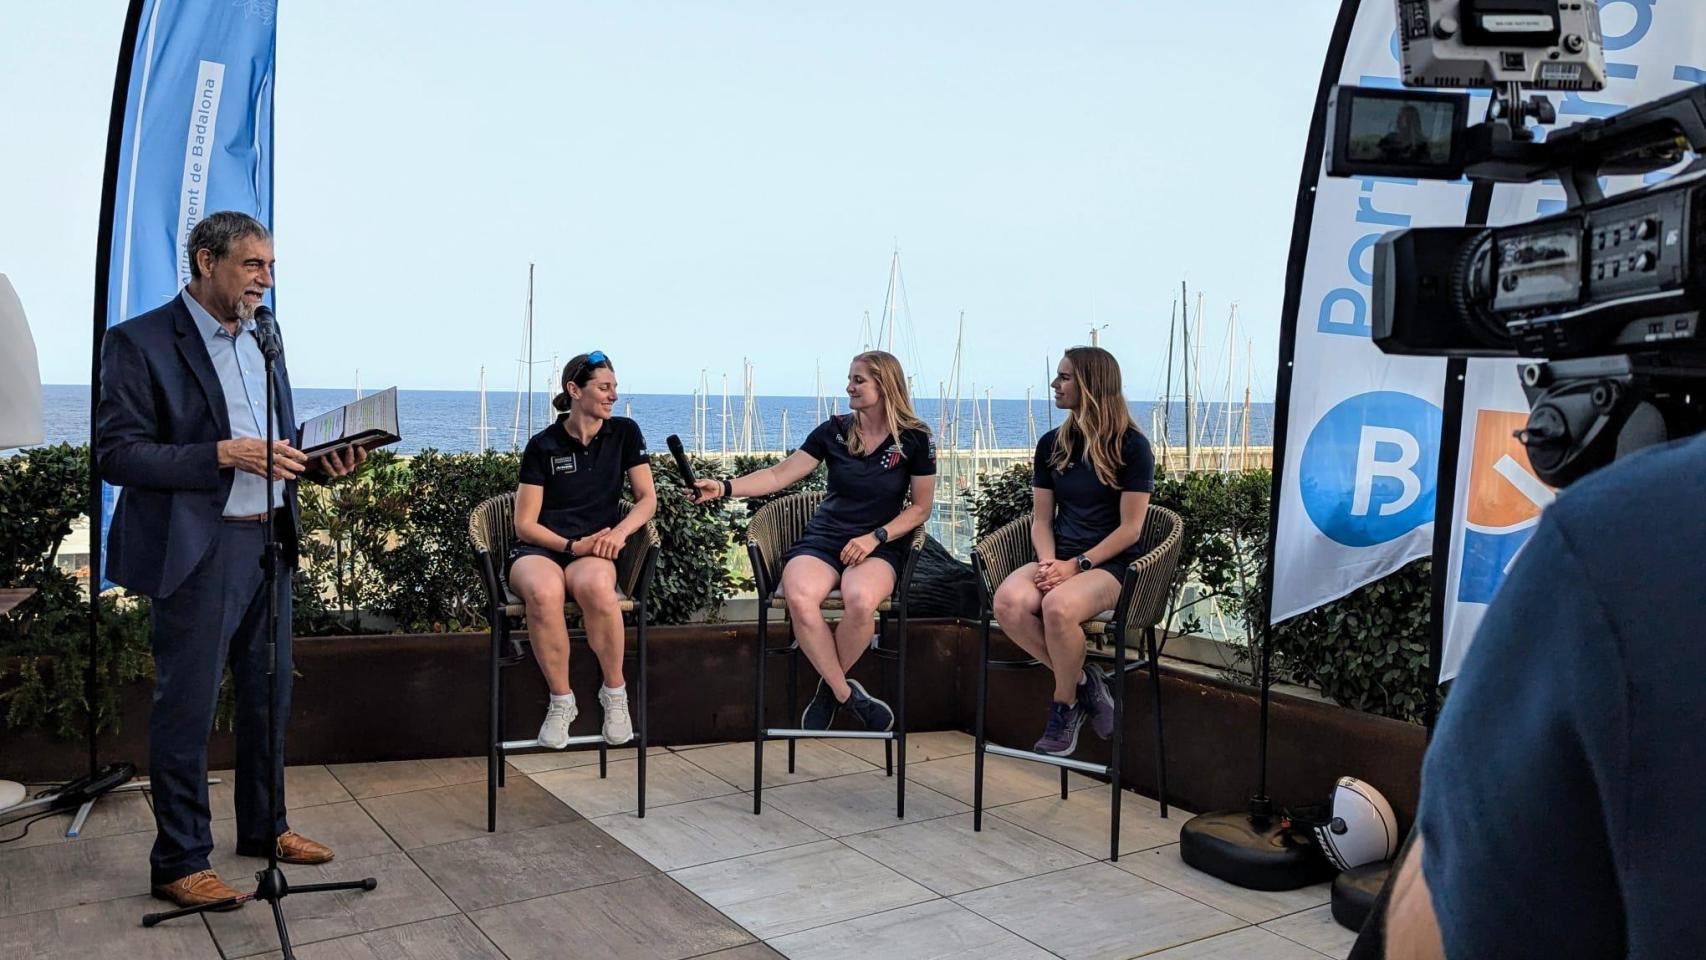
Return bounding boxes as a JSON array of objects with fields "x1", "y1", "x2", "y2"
[
  {"x1": 842, "y1": 679, "x2": 894, "y2": 732},
  {"x1": 1077, "y1": 667, "x2": 1116, "y2": 739},
  {"x1": 802, "y1": 678, "x2": 838, "y2": 730},
  {"x1": 1034, "y1": 701, "x2": 1086, "y2": 756}
]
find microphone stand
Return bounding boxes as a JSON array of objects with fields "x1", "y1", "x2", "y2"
[{"x1": 142, "y1": 310, "x2": 376, "y2": 955}]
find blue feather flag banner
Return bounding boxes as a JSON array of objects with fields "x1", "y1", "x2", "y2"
[{"x1": 93, "y1": 0, "x2": 278, "y2": 587}]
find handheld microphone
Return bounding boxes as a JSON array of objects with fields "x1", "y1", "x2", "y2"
[
  {"x1": 665, "y1": 435, "x2": 698, "y2": 491},
  {"x1": 253, "y1": 304, "x2": 283, "y2": 360}
]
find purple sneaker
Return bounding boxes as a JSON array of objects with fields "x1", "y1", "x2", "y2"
[
  {"x1": 1077, "y1": 667, "x2": 1116, "y2": 739},
  {"x1": 1033, "y1": 701, "x2": 1085, "y2": 756}
]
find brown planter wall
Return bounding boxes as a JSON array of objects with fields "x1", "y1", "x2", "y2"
[{"x1": 2, "y1": 620, "x2": 1424, "y2": 829}]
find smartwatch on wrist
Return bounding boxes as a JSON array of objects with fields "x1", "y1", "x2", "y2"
[
  {"x1": 721, "y1": 478, "x2": 733, "y2": 499},
  {"x1": 1075, "y1": 554, "x2": 1093, "y2": 572},
  {"x1": 872, "y1": 527, "x2": 889, "y2": 545}
]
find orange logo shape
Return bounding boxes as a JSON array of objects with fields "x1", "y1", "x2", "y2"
[{"x1": 1464, "y1": 410, "x2": 1551, "y2": 530}]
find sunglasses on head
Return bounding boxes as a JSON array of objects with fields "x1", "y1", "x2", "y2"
[{"x1": 569, "y1": 350, "x2": 610, "y2": 383}]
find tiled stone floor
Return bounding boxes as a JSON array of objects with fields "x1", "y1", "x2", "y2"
[{"x1": 0, "y1": 733, "x2": 1357, "y2": 959}]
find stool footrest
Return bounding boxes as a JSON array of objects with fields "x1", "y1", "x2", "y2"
[
  {"x1": 764, "y1": 728, "x2": 895, "y2": 741},
  {"x1": 985, "y1": 743, "x2": 1108, "y2": 777},
  {"x1": 501, "y1": 735, "x2": 609, "y2": 752}
]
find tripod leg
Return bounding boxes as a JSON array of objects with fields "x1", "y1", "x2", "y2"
[
  {"x1": 141, "y1": 894, "x2": 248, "y2": 927},
  {"x1": 270, "y1": 899, "x2": 294, "y2": 958},
  {"x1": 291, "y1": 878, "x2": 379, "y2": 894}
]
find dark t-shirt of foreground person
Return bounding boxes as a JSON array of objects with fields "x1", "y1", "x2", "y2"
[{"x1": 1403, "y1": 432, "x2": 1706, "y2": 959}]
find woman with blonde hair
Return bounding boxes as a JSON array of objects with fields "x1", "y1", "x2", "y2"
[
  {"x1": 694, "y1": 350, "x2": 936, "y2": 730},
  {"x1": 993, "y1": 346, "x2": 1153, "y2": 756}
]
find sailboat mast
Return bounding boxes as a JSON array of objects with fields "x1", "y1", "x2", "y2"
[
  {"x1": 477, "y1": 366, "x2": 488, "y2": 451},
  {"x1": 1243, "y1": 337, "x2": 1253, "y2": 471},
  {"x1": 526, "y1": 263, "x2": 535, "y2": 436},
  {"x1": 1162, "y1": 299, "x2": 1176, "y2": 461},
  {"x1": 1182, "y1": 281, "x2": 1194, "y2": 472},
  {"x1": 1026, "y1": 386, "x2": 1036, "y2": 448}
]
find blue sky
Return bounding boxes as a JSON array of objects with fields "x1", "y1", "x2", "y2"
[{"x1": 1, "y1": 1, "x2": 1340, "y2": 400}]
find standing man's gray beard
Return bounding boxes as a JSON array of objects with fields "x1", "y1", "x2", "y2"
[{"x1": 235, "y1": 298, "x2": 256, "y2": 321}]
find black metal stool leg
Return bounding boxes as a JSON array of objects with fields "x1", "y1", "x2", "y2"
[
  {"x1": 496, "y1": 677, "x2": 507, "y2": 788},
  {"x1": 1061, "y1": 767, "x2": 1069, "y2": 800},
  {"x1": 488, "y1": 628, "x2": 501, "y2": 834},
  {"x1": 974, "y1": 615, "x2": 989, "y2": 831},
  {"x1": 754, "y1": 603, "x2": 768, "y2": 814},
  {"x1": 787, "y1": 644, "x2": 799, "y2": 774},
  {"x1": 1110, "y1": 637, "x2": 1127, "y2": 863},
  {"x1": 637, "y1": 612, "x2": 648, "y2": 818},
  {"x1": 895, "y1": 605, "x2": 907, "y2": 819},
  {"x1": 1148, "y1": 626, "x2": 1168, "y2": 818}
]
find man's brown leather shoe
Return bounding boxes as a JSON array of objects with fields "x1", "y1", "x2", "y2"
[
  {"x1": 236, "y1": 829, "x2": 335, "y2": 864},
  {"x1": 274, "y1": 830, "x2": 334, "y2": 864},
  {"x1": 150, "y1": 869, "x2": 244, "y2": 910}
]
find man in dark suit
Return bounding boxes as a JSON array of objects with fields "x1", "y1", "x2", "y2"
[{"x1": 97, "y1": 211, "x2": 364, "y2": 909}]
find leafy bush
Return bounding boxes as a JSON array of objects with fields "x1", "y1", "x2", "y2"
[
  {"x1": 968, "y1": 463, "x2": 1032, "y2": 541},
  {"x1": 0, "y1": 445, "x2": 153, "y2": 738},
  {"x1": 647, "y1": 454, "x2": 738, "y2": 623},
  {"x1": 718, "y1": 452, "x2": 828, "y2": 590},
  {"x1": 295, "y1": 449, "x2": 414, "y2": 634},
  {"x1": 371, "y1": 448, "x2": 520, "y2": 633}
]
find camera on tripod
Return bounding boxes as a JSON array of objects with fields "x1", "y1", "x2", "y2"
[{"x1": 1326, "y1": 1, "x2": 1706, "y2": 487}]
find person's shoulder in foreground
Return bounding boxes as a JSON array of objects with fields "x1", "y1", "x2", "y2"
[{"x1": 1416, "y1": 432, "x2": 1706, "y2": 960}]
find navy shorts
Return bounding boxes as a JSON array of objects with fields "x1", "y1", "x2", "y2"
[
  {"x1": 505, "y1": 543, "x2": 576, "y2": 582},
  {"x1": 1057, "y1": 547, "x2": 1138, "y2": 584},
  {"x1": 783, "y1": 533, "x2": 905, "y2": 578}
]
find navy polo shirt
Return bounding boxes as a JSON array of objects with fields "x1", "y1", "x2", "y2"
[
  {"x1": 518, "y1": 416, "x2": 649, "y2": 542},
  {"x1": 1418, "y1": 433, "x2": 1706, "y2": 959},
  {"x1": 798, "y1": 415, "x2": 936, "y2": 540},
  {"x1": 1033, "y1": 426, "x2": 1154, "y2": 559}
]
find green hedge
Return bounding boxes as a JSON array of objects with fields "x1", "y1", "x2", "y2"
[
  {"x1": 965, "y1": 462, "x2": 1437, "y2": 725},
  {"x1": 0, "y1": 445, "x2": 152, "y2": 738},
  {"x1": 2, "y1": 443, "x2": 1435, "y2": 738}
]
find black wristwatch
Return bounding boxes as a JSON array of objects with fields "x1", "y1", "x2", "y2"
[
  {"x1": 1075, "y1": 554, "x2": 1093, "y2": 572},
  {"x1": 872, "y1": 527, "x2": 889, "y2": 544}
]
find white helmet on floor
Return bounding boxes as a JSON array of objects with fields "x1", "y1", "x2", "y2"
[{"x1": 1312, "y1": 776, "x2": 1398, "y2": 871}]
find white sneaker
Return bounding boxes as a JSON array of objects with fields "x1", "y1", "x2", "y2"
[
  {"x1": 538, "y1": 697, "x2": 577, "y2": 749},
  {"x1": 599, "y1": 687, "x2": 634, "y2": 745}
]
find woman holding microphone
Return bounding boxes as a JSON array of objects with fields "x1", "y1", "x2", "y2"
[
  {"x1": 508, "y1": 351, "x2": 657, "y2": 747},
  {"x1": 693, "y1": 350, "x2": 936, "y2": 731},
  {"x1": 992, "y1": 346, "x2": 1153, "y2": 756}
]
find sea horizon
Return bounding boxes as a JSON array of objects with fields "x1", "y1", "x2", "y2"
[{"x1": 31, "y1": 384, "x2": 1276, "y2": 455}]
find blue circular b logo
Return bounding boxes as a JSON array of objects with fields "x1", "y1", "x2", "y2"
[{"x1": 1299, "y1": 391, "x2": 1442, "y2": 547}]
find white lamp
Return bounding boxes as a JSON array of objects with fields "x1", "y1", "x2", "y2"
[
  {"x1": 0, "y1": 274, "x2": 43, "y2": 449},
  {"x1": 0, "y1": 274, "x2": 41, "y2": 809}
]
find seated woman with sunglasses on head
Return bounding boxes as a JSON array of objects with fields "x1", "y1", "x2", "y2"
[
  {"x1": 692, "y1": 350, "x2": 936, "y2": 731},
  {"x1": 993, "y1": 346, "x2": 1153, "y2": 756},
  {"x1": 508, "y1": 351, "x2": 657, "y2": 747}
]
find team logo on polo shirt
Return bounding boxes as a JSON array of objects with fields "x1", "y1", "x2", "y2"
[
  {"x1": 552, "y1": 455, "x2": 577, "y2": 474},
  {"x1": 882, "y1": 443, "x2": 904, "y2": 470}
]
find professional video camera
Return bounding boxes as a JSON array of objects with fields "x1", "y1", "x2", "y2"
[{"x1": 1327, "y1": 1, "x2": 1706, "y2": 486}]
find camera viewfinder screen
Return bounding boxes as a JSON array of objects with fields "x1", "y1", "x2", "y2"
[{"x1": 1347, "y1": 96, "x2": 1457, "y2": 166}]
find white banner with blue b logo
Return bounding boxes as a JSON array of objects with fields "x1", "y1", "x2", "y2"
[
  {"x1": 96, "y1": 0, "x2": 277, "y2": 585},
  {"x1": 1270, "y1": 0, "x2": 1465, "y2": 623}
]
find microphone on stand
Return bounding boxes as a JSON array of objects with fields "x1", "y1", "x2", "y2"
[
  {"x1": 252, "y1": 304, "x2": 283, "y2": 361},
  {"x1": 665, "y1": 434, "x2": 700, "y2": 498}
]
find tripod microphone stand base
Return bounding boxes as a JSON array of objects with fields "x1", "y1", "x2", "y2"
[
  {"x1": 1179, "y1": 802, "x2": 1334, "y2": 892},
  {"x1": 141, "y1": 864, "x2": 379, "y2": 936}
]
